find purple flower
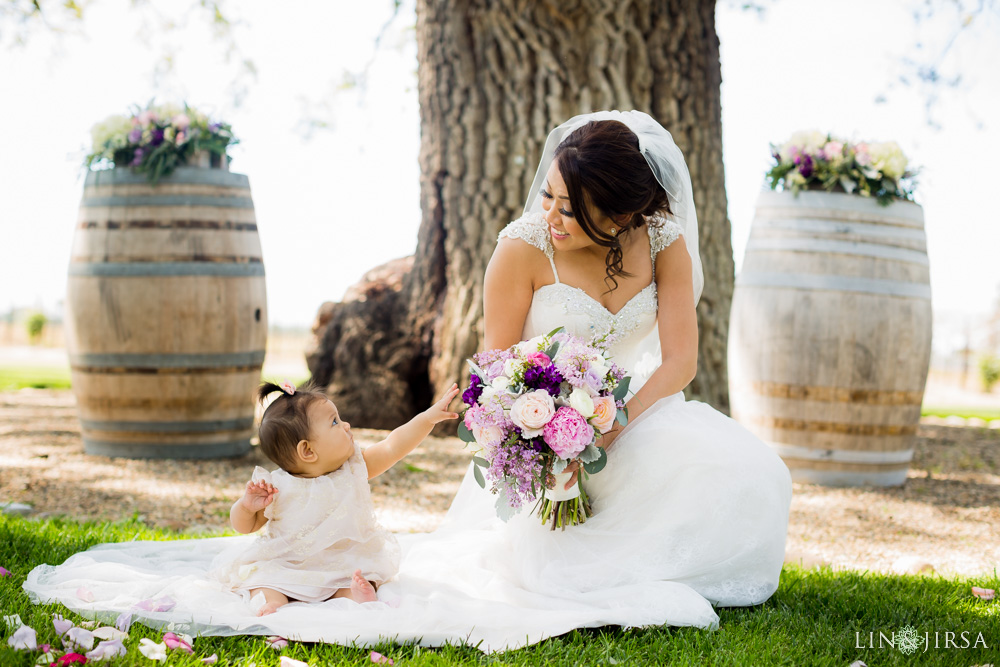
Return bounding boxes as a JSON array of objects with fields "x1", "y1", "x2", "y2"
[
  {"x1": 0, "y1": 565, "x2": 9, "y2": 576},
  {"x1": 151, "y1": 128, "x2": 165, "y2": 146},
  {"x1": 524, "y1": 364, "x2": 563, "y2": 396},
  {"x1": 131, "y1": 148, "x2": 144, "y2": 166},
  {"x1": 128, "y1": 128, "x2": 142, "y2": 143},
  {"x1": 462, "y1": 373, "x2": 483, "y2": 406},
  {"x1": 795, "y1": 153, "x2": 814, "y2": 178},
  {"x1": 208, "y1": 122, "x2": 222, "y2": 133}
]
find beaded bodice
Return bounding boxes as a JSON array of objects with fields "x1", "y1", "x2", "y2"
[{"x1": 497, "y1": 213, "x2": 683, "y2": 392}]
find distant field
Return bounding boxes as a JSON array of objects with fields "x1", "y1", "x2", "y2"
[
  {"x1": 921, "y1": 406, "x2": 1000, "y2": 421},
  {"x1": 0, "y1": 366, "x2": 73, "y2": 391}
]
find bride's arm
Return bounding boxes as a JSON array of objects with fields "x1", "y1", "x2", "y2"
[
  {"x1": 601, "y1": 238, "x2": 698, "y2": 446},
  {"x1": 483, "y1": 238, "x2": 543, "y2": 351}
]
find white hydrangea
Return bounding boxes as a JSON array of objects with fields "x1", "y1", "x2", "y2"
[
  {"x1": 89, "y1": 114, "x2": 133, "y2": 151},
  {"x1": 779, "y1": 130, "x2": 827, "y2": 160}
]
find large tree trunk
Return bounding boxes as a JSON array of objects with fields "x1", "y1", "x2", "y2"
[{"x1": 310, "y1": 0, "x2": 733, "y2": 424}]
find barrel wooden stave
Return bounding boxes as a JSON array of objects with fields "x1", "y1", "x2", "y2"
[
  {"x1": 728, "y1": 190, "x2": 931, "y2": 486},
  {"x1": 67, "y1": 167, "x2": 266, "y2": 459}
]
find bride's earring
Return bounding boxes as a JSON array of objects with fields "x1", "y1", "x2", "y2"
[{"x1": 610, "y1": 227, "x2": 617, "y2": 236}]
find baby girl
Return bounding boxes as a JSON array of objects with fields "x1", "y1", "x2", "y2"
[{"x1": 212, "y1": 380, "x2": 459, "y2": 615}]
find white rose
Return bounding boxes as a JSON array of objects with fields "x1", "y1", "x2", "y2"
[
  {"x1": 568, "y1": 386, "x2": 595, "y2": 418},
  {"x1": 516, "y1": 335, "x2": 548, "y2": 355},
  {"x1": 503, "y1": 358, "x2": 524, "y2": 379},
  {"x1": 510, "y1": 389, "x2": 556, "y2": 438},
  {"x1": 491, "y1": 375, "x2": 510, "y2": 391}
]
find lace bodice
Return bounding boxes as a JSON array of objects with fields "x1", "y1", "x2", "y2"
[{"x1": 497, "y1": 213, "x2": 683, "y2": 392}]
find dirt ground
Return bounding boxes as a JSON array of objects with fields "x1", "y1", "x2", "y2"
[{"x1": 1, "y1": 389, "x2": 998, "y2": 577}]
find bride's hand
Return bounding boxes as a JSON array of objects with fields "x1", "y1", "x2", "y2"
[{"x1": 597, "y1": 424, "x2": 622, "y2": 451}]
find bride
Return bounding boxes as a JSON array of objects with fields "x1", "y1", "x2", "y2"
[{"x1": 24, "y1": 111, "x2": 792, "y2": 653}]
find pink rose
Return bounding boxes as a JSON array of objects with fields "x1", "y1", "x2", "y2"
[
  {"x1": 510, "y1": 389, "x2": 556, "y2": 438},
  {"x1": 822, "y1": 141, "x2": 844, "y2": 160},
  {"x1": 525, "y1": 351, "x2": 551, "y2": 367},
  {"x1": 543, "y1": 407, "x2": 594, "y2": 458},
  {"x1": 172, "y1": 113, "x2": 191, "y2": 130},
  {"x1": 590, "y1": 396, "x2": 617, "y2": 434}
]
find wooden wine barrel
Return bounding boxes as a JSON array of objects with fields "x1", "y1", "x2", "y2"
[
  {"x1": 66, "y1": 167, "x2": 267, "y2": 458},
  {"x1": 728, "y1": 190, "x2": 931, "y2": 486}
]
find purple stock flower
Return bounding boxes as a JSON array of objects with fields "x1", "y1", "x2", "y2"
[
  {"x1": 795, "y1": 153, "x2": 814, "y2": 178},
  {"x1": 462, "y1": 374, "x2": 483, "y2": 406},
  {"x1": 524, "y1": 365, "x2": 563, "y2": 396},
  {"x1": 128, "y1": 128, "x2": 142, "y2": 143},
  {"x1": 151, "y1": 128, "x2": 165, "y2": 146}
]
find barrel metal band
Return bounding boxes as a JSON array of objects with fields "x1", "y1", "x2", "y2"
[
  {"x1": 84, "y1": 168, "x2": 250, "y2": 188},
  {"x1": 83, "y1": 438, "x2": 251, "y2": 459},
  {"x1": 77, "y1": 220, "x2": 259, "y2": 231},
  {"x1": 735, "y1": 272, "x2": 931, "y2": 299},
  {"x1": 745, "y1": 238, "x2": 929, "y2": 266},
  {"x1": 751, "y1": 217, "x2": 927, "y2": 242},
  {"x1": 734, "y1": 381, "x2": 924, "y2": 406},
  {"x1": 767, "y1": 441, "x2": 914, "y2": 464},
  {"x1": 735, "y1": 413, "x2": 918, "y2": 437},
  {"x1": 71, "y1": 351, "x2": 265, "y2": 369},
  {"x1": 69, "y1": 262, "x2": 265, "y2": 277},
  {"x1": 81, "y1": 417, "x2": 254, "y2": 433},
  {"x1": 82, "y1": 195, "x2": 255, "y2": 209}
]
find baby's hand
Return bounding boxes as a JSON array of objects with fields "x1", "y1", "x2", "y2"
[
  {"x1": 239, "y1": 479, "x2": 278, "y2": 513},
  {"x1": 423, "y1": 383, "x2": 461, "y2": 425}
]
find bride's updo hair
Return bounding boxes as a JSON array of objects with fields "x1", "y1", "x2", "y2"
[
  {"x1": 256, "y1": 381, "x2": 328, "y2": 472},
  {"x1": 555, "y1": 119, "x2": 671, "y2": 291}
]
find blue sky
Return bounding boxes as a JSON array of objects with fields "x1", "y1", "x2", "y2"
[{"x1": 1, "y1": 0, "x2": 997, "y2": 352}]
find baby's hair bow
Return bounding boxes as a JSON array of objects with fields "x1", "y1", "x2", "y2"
[{"x1": 279, "y1": 381, "x2": 296, "y2": 396}]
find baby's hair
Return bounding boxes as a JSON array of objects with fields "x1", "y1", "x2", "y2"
[{"x1": 256, "y1": 380, "x2": 329, "y2": 472}]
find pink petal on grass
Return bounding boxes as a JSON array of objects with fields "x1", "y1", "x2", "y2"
[
  {"x1": 266, "y1": 636, "x2": 288, "y2": 649},
  {"x1": 86, "y1": 638, "x2": 126, "y2": 661},
  {"x1": 0, "y1": 565, "x2": 10, "y2": 576},
  {"x1": 91, "y1": 627, "x2": 127, "y2": 642},
  {"x1": 54, "y1": 653, "x2": 88, "y2": 665},
  {"x1": 370, "y1": 651, "x2": 394, "y2": 665},
  {"x1": 75, "y1": 587, "x2": 95, "y2": 602},
  {"x1": 972, "y1": 586, "x2": 996, "y2": 600},
  {"x1": 279, "y1": 657, "x2": 309, "y2": 667},
  {"x1": 53, "y1": 614, "x2": 75, "y2": 635},
  {"x1": 114, "y1": 612, "x2": 132, "y2": 633},
  {"x1": 201, "y1": 655, "x2": 218, "y2": 665},
  {"x1": 6, "y1": 624, "x2": 37, "y2": 650},
  {"x1": 163, "y1": 632, "x2": 194, "y2": 654},
  {"x1": 64, "y1": 627, "x2": 95, "y2": 651}
]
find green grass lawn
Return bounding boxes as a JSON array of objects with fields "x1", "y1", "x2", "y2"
[
  {"x1": 0, "y1": 366, "x2": 73, "y2": 391},
  {"x1": 1, "y1": 515, "x2": 998, "y2": 665},
  {"x1": 922, "y1": 406, "x2": 1000, "y2": 422}
]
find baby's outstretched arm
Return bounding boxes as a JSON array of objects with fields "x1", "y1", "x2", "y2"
[
  {"x1": 363, "y1": 384, "x2": 460, "y2": 479},
  {"x1": 230, "y1": 479, "x2": 278, "y2": 534}
]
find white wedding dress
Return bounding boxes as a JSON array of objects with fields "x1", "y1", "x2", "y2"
[{"x1": 23, "y1": 215, "x2": 792, "y2": 654}]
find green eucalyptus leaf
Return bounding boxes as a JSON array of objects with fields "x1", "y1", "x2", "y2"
[
  {"x1": 457, "y1": 420, "x2": 475, "y2": 443},
  {"x1": 473, "y1": 464, "x2": 486, "y2": 489},
  {"x1": 612, "y1": 376, "x2": 631, "y2": 402},
  {"x1": 583, "y1": 447, "x2": 608, "y2": 475}
]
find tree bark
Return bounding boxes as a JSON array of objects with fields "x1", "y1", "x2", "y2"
[{"x1": 310, "y1": 0, "x2": 734, "y2": 424}]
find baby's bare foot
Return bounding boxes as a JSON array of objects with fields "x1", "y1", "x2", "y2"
[
  {"x1": 257, "y1": 601, "x2": 285, "y2": 616},
  {"x1": 351, "y1": 569, "x2": 377, "y2": 603}
]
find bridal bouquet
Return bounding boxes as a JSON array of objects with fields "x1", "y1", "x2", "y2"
[
  {"x1": 766, "y1": 130, "x2": 917, "y2": 206},
  {"x1": 458, "y1": 328, "x2": 630, "y2": 529}
]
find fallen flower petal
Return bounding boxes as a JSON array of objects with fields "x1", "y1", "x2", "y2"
[
  {"x1": 138, "y1": 638, "x2": 167, "y2": 661},
  {"x1": 370, "y1": 651, "x2": 394, "y2": 665},
  {"x1": 79, "y1": 621, "x2": 98, "y2": 629},
  {"x1": 972, "y1": 586, "x2": 996, "y2": 600},
  {"x1": 0, "y1": 565, "x2": 10, "y2": 576},
  {"x1": 52, "y1": 653, "x2": 88, "y2": 666},
  {"x1": 4, "y1": 613, "x2": 23, "y2": 629},
  {"x1": 162, "y1": 632, "x2": 194, "y2": 654},
  {"x1": 278, "y1": 657, "x2": 309, "y2": 667},
  {"x1": 7, "y1": 623, "x2": 37, "y2": 650},
  {"x1": 200, "y1": 655, "x2": 218, "y2": 665},
  {"x1": 114, "y1": 612, "x2": 132, "y2": 633},
  {"x1": 53, "y1": 614, "x2": 75, "y2": 636},
  {"x1": 85, "y1": 639, "x2": 126, "y2": 661},
  {"x1": 266, "y1": 636, "x2": 288, "y2": 649},
  {"x1": 65, "y1": 627, "x2": 95, "y2": 651},
  {"x1": 91, "y1": 627, "x2": 127, "y2": 642},
  {"x1": 134, "y1": 596, "x2": 176, "y2": 613},
  {"x1": 75, "y1": 588, "x2": 95, "y2": 603}
]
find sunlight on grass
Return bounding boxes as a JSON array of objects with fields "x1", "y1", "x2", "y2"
[
  {"x1": 0, "y1": 366, "x2": 72, "y2": 391},
  {"x1": 922, "y1": 406, "x2": 1000, "y2": 421}
]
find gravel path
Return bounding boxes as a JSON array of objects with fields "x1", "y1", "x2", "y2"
[{"x1": 2, "y1": 389, "x2": 998, "y2": 577}]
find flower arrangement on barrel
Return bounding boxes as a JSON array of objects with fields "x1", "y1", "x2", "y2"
[
  {"x1": 85, "y1": 102, "x2": 238, "y2": 183},
  {"x1": 458, "y1": 327, "x2": 630, "y2": 529},
  {"x1": 766, "y1": 130, "x2": 917, "y2": 205}
]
